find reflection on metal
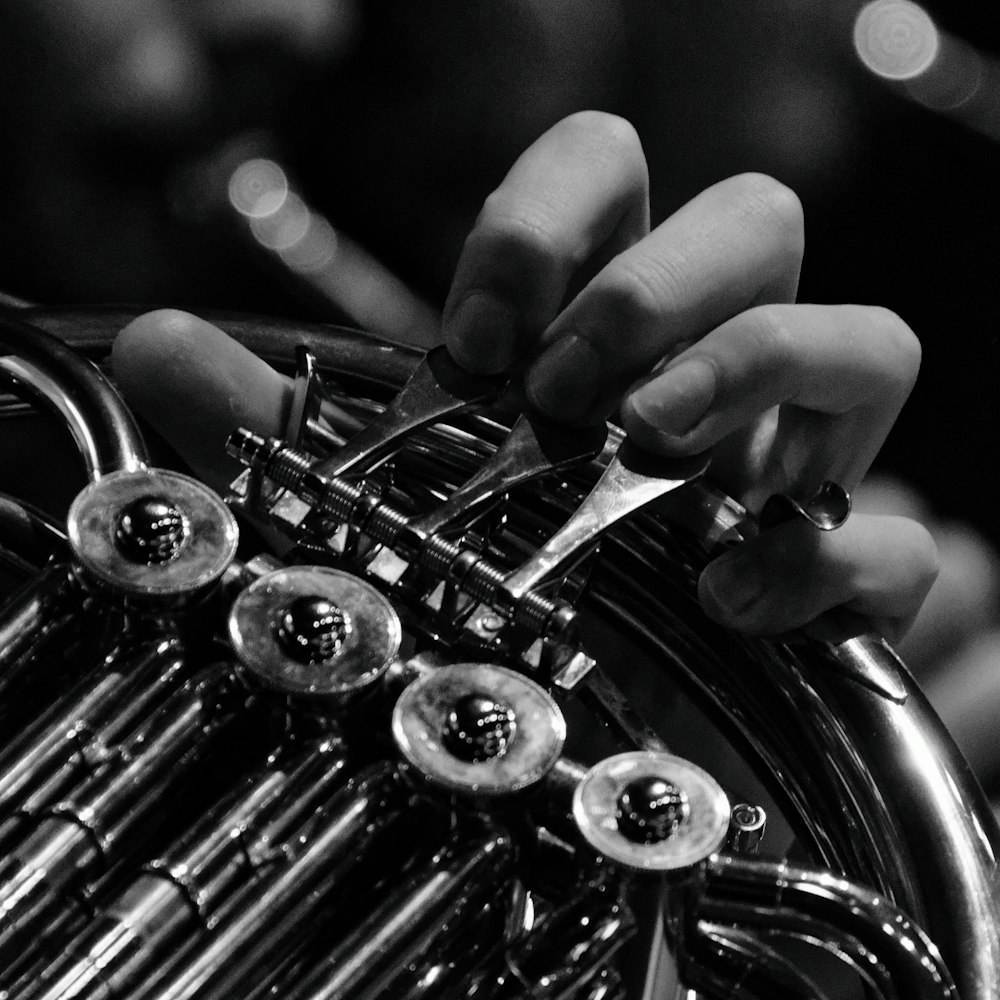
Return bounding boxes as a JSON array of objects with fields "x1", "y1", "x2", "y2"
[
  {"x1": 409, "y1": 411, "x2": 608, "y2": 538},
  {"x1": 0, "y1": 308, "x2": 996, "y2": 1000},
  {"x1": 573, "y1": 752, "x2": 729, "y2": 875},
  {"x1": 500, "y1": 442, "x2": 709, "y2": 609},
  {"x1": 392, "y1": 663, "x2": 565, "y2": 796},
  {"x1": 759, "y1": 480, "x2": 850, "y2": 532},
  {"x1": 0, "y1": 312, "x2": 147, "y2": 479},
  {"x1": 314, "y1": 345, "x2": 503, "y2": 478},
  {"x1": 68, "y1": 468, "x2": 238, "y2": 599},
  {"x1": 726, "y1": 802, "x2": 767, "y2": 855},
  {"x1": 696, "y1": 854, "x2": 958, "y2": 999},
  {"x1": 230, "y1": 566, "x2": 401, "y2": 703}
]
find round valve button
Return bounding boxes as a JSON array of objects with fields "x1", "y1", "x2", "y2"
[
  {"x1": 229, "y1": 566, "x2": 401, "y2": 703},
  {"x1": 573, "y1": 751, "x2": 730, "y2": 874},
  {"x1": 68, "y1": 469, "x2": 238, "y2": 598},
  {"x1": 392, "y1": 663, "x2": 565, "y2": 797}
]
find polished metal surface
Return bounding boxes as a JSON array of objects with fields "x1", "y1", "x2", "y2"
[
  {"x1": 574, "y1": 752, "x2": 730, "y2": 875},
  {"x1": 758, "y1": 479, "x2": 851, "y2": 532},
  {"x1": 409, "y1": 411, "x2": 608, "y2": 538},
  {"x1": 68, "y1": 468, "x2": 238, "y2": 598},
  {"x1": 0, "y1": 307, "x2": 996, "y2": 1000},
  {"x1": 0, "y1": 311, "x2": 146, "y2": 479},
  {"x1": 229, "y1": 565, "x2": 401, "y2": 701},
  {"x1": 392, "y1": 663, "x2": 566, "y2": 797},
  {"x1": 314, "y1": 345, "x2": 501, "y2": 478},
  {"x1": 500, "y1": 441, "x2": 710, "y2": 609},
  {"x1": 726, "y1": 803, "x2": 767, "y2": 855},
  {"x1": 696, "y1": 854, "x2": 959, "y2": 999}
]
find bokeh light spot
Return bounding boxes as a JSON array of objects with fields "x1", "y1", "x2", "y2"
[
  {"x1": 228, "y1": 159, "x2": 288, "y2": 219},
  {"x1": 853, "y1": 0, "x2": 939, "y2": 80},
  {"x1": 277, "y1": 214, "x2": 339, "y2": 274},
  {"x1": 249, "y1": 192, "x2": 311, "y2": 251}
]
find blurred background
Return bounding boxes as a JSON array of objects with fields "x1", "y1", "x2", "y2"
[
  {"x1": 3, "y1": 0, "x2": 1000, "y2": 772},
  {"x1": 1, "y1": 0, "x2": 997, "y2": 528}
]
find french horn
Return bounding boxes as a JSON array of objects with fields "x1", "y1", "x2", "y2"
[{"x1": 0, "y1": 304, "x2": 997, "y2": 1000}]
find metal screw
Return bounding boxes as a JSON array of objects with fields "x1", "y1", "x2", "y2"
[
  {"x1": 115, "y1": 496, "x2": 188, "y2": 564},
  {"x1": 726, "y1": 803, "x2": 767, "y2": 854},
  {"x1": 276, "y1": 595, "x2": 350, "y2": 663},
  {"x1": 478, "y1": 611, "x2": 506, "y2": 632},
  {"x1": 444, "y1": 693, "x2": 517, "y2": 762},
  {"x1": 616, "y1": 776, "x2": 689, "y2": 844}
]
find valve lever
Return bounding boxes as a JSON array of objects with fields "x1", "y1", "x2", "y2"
[
  {"x1": 315, "y1": 347, "x2": 502, "y2": 479},
  {"x1": 284, "y1": 346, "x2": 323, "y2": 450},
  {"x1": 500, "y1": 442, "x2": 709, "y2": 608},
  {"x1": 410, "y1": 414, "x2": 608, "y2": 538}
]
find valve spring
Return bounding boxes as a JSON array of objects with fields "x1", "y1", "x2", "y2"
[
  {"x1": 514, "y1": 591, "x2": 562, "y2": 636},
  {"x1": 260, "y1": 442, "x2": 364, "y2": 525},
  {"x1": 319, "y1": 475, "x2": 363, "y2": 524},
  {"x1": 230, "y1": 431, "x2": 576, "y2": 639},
  {"x1": 420, "y1": 535, "x2": 464, "y2": 579},
  {"x1": 363, "y1": 502, "x2": 411, "y2": 548},
  {"x1": 264, "y1": 442, "x2": 314, "y2": 492},
  {"x1": 460, "y1": 558, "x2": 508, "y2": 606}
]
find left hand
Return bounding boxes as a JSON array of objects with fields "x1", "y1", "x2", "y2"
[{"x1": 112, "y1": 112, "x2": 937, "y2": 643}]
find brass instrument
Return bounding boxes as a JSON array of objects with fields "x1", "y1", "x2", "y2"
[{"x1": 0, "y1": 305, "x2": 997, "y2": 1000}]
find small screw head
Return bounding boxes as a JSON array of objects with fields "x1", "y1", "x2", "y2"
[
  {"x1": 617, "y1": 776, "x2": 690, "y2": 844},
  {"x1": 115, "y1": 495, "x2": 188, "y2": 564},
  {"x1": 276, "y1": 595, "x2": 350, "y2": 663},
  {"x1": 727, "y1": 802, "x2": 767, "y2": 854},
  {"x1": 477, "y1": 611, "x2": 506, "y2": 633},
  {"x1": 444, "y1": 693, "x2": 517, "y2": 762}
]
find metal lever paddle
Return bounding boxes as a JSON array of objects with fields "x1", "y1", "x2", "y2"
[
  {"x1": 315, "y1": 346, "x2": 502, "y2": 478},
  {"x1": 500, "y1": 441, "x2": 710, "y2": 609},
  {"x1": 409, "y1": 413, "x2": 608, "y2": 538}
]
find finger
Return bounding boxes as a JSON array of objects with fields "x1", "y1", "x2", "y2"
[
  {"x1": 525, "y1": 172, "x2": 804, "y2": 424},
  {"x1": 443, "y1": 111, "x2": 649, "y2": 374},
  {"x1": 620, "y1": 303, "x2": 920, "y2": 498},
  {"x1": 698, "y1": 514, "x2": 939, "y2": 642},
  {"x1": 111, "y1": 309, "x2": 291, "y2": 493}
]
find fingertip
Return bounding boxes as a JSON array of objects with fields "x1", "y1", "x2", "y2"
[
  {"x1": 620, "y1": 357, "x2": 719, "y2": 454},
  {"x1": 620, "y1": 395, "x2": 690, "y2": 455},
  {"x1": 442, "y1": 290, "x2": 519, "y2": 375},
  {"x1": 524, "y1": 333, "x2": 605, "y2": 424},
  {"x1": 111, "y1": 310, "x2": 291, "y2": 491},
  {"x1": 697, "y1": 549, "x2": 766, "y2": 630},
  {"x1": 112, "y1": 308, "x2": 196, "y2": 381}
]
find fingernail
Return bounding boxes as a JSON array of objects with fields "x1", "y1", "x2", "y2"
[
  {"x1": 628, "y1": 357, "x2": 716, "y2": 436},
  {"x1": 526, "y1": 335, "x2": 603, "y2": 422},
  {"x1": 444, "y1": 292, "x2": 519, "y2": 373},
  {"x1": 700, "y1": 551, "x2": 763, "y2": 620}
]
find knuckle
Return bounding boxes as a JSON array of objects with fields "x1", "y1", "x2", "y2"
[
  {"x1": 597, "y1": 255, "x2": 685, "y2": 329},
  {"x1": 738, "y1": 304, "x2": 798, "y2": 370},
  {"x1": 473, "y1": 192, "x2": 569, "y2": 271}
]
